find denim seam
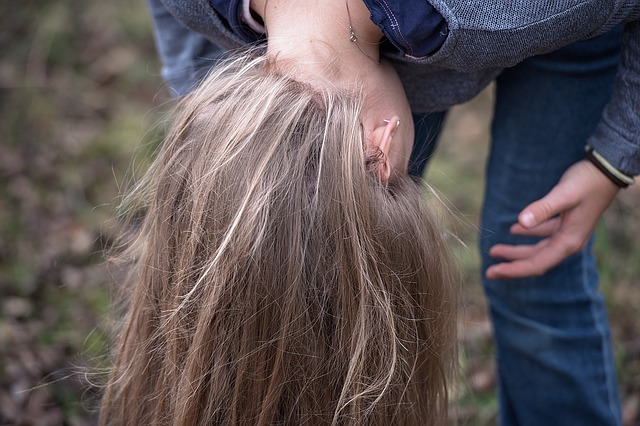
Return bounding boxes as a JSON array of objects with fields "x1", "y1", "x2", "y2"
[
  {"x1": 375, "y1": 0, "x2": 414, "y2": 56},
  {"x1": 581, "y1": 250, "x2": 620, "y2": 425}
]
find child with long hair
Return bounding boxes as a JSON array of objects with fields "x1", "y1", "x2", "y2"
[
  {"x1": 120, "y1": 0, "x2": 640, "y2": 422},
  {"x1": 99, "y1": 54, "x2": 458, "y2": 425}
]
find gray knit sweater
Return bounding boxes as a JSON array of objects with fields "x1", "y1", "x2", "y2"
[{"x1": 156, "y1": 0, "x2": 640, "y2": 175}]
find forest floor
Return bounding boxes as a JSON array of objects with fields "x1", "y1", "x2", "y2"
[{"x1": 1, "y1": 1, "x2": 639, "y2": 424}]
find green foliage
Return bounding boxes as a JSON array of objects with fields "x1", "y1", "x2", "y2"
[{"x1": 0, "y1": 0, "x2": 167, "y2": 423}]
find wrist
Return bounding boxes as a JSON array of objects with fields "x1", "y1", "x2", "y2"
[{"x1": 584, "y1": 145, "x2": 635, "y2": 188}]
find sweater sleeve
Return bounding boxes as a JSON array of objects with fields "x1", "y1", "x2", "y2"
[
  {"x1": 588, "y1": 21, "x2": 640, "y2": 176},
  {"x1": 146, "y1": 0, "x2": 225, "y2": 97}
]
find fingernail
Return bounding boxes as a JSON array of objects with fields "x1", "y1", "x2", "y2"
[
  {"x1": 485, "y1": 266, "x2": 496, "y2": 279},
  {"x1": 521, "y1": 212, "x2": 535, "y2": 228}
]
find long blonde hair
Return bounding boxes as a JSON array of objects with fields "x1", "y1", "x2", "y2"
[{"x1": 100, "y1": 53, "x2": 457, "y2": 425}]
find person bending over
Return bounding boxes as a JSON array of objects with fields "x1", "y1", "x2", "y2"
[{"x1": 99, "y1": 53, "x2": 458, "y2": 425}]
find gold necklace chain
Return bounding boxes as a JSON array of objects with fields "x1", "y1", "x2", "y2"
[{"x1": 345, "y1": 1, "x2": 380, "y2": 64}]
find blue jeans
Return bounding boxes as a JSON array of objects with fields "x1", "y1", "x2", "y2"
[{"x1": 411, "y1": 28, "x2": 623, "y2": 426}]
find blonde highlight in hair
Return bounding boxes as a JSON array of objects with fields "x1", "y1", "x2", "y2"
[{"x1": 100, "y1": 52, "x2": 457, "y2": 426}]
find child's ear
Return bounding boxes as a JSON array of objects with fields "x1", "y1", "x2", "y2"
[{"x1": 370, "y1": 116, "x2": 400, "y2": 181}]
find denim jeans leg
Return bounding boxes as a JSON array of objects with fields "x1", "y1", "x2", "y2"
[
  {"x1": 481, "y1": 28, "x2": 624, "y2": 426},
  {"x1": 409, "y1": 111, "x2": 447, "y2": 177},
  {"x1": 147, "y1": 0, "x2": 226, "y2": 97}
]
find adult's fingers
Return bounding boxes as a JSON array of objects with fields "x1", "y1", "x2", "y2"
[
  {"x1": 518, "y1": 185, "x2": 576, "y2": 229},
  {"x1": 489, "y1": 239, "x2": 549, "y2": 261},
  {"x1": 510, "y1": 218, "x2": 560, "y2": 237},
  {"x1": 486, "y1": 236, "x2": 574, "y2": 279}
]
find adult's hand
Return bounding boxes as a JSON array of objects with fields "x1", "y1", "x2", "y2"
[{"x1": 486, "y1": 160, "x2": 620, "y2": 280}]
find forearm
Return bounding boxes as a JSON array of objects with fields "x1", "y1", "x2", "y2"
[{"x1": 588, "y1": 21, "x2": 640, "y2": 177}]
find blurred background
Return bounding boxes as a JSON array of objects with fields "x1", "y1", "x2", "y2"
[{"x1": 1, "y1": 1, "x2": 638, "y2": 424}]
